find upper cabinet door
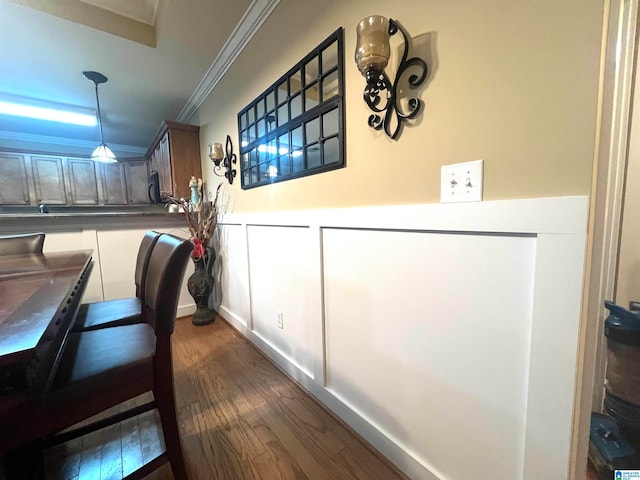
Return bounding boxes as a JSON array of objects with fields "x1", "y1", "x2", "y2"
[
  {"x1": 101, "y1": 163, "x2": 128, "y2": 205},
  {"x1": 0, "y1": 153, "x2": 30, "y2": 205},
  {"x1": 67, "y1": 158, "x2": 99, "y2": 205},
  {"x1": 157, "y1": 133, "x2": 172, "y2": 198},
  {"x1": 31, "y1": 155, "x2": 67, "y2": 204},
  {"x1": 124, "y1": 161, "x2": 150, "y2": 204},
  {"x1": 146, "y1": 121, "x2": 201, "y2": 200}
]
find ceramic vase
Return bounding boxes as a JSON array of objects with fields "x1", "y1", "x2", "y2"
[{"x1": 187, "y1": 248, "x2": 216, "y2": 325}]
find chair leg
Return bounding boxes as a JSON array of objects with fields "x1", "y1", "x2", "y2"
[{"x1": 154, "y1": 372, "x2": 188, "y2": 479}]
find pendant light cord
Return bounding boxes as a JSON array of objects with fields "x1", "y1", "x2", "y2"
[{"x1": 94, "y1": 83, "x2": 105, "y2": 145}]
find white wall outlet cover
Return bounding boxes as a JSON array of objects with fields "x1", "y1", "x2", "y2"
[{"x1": 440, "y1": 159, "x2": 484, "y2": 203}]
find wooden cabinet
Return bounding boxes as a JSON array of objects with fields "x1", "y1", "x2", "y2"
[
  {"x1": 0, "y1": 153, "x2": 30, "y2": 205},
  {"x1": 0, "y1": 149, "x2": 154, "y2": 207},
  {"x1": 67, "y1": 158, "x2": 99, "y2": 205},
  {"x1": 31, "y1": 155, "x2": 67, "y2": 204},
  {"x1": 124, "y1": 161, "x2": 150, "y2": 204},
  {"x1": 146, "y1": 121, "x2": 201, "y2": 200},
  {"x1": 101, "y1": 163, "x2": 128, "y2": 205}
]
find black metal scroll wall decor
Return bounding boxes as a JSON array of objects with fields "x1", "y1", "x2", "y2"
[
  {"x1": 208, "y1": 134, "x2": 237, "y2": 184},
  {"x1": 355, "y1": 16, "x2": 428, "y2": 140}
]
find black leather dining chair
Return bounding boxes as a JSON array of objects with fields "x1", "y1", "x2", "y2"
[
  {"x1": 0, "y1": 232, "x2": 45, "y2": 255},
  {"x1": 0, "y1": 233, "x2": 193, "y2": 479},
  {"x1": 72, "y1": 230, "x2": 162, "y2": 332}
]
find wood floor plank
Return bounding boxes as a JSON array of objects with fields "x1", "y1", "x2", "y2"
[
  {"x1": 177, "y1": 402, "x2": 217, "y2": 480},
  {"x1": 75, "y1": 428, "x2": 104, "y2": 480},
  {"x1": 42, "y1": 316, "x2": 409, "y2": 480},
  {"x1": 120, "y1": 399, "x2": 144, "y2": 478},
  {"x1": 98, "y1": 424, "x2": 122, "y2": 480},
  {"x1": 137, "y1": 410, "x2": 164, "y2": 468},
  {"x1": 45, "y1": 439, "x2": 82, "y2": 480}
]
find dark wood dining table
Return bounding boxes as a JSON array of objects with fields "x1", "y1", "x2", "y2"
[{"x1": 0, "y1": 250, "x2": 93, "y2": 399}]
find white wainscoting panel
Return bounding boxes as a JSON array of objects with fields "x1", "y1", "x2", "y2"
[
  {"x1": 217, "y1": 196, "x2": 589, "y2": 480},
  {"x1": 217, "y1": 224, "x2": 251, "y2": 327},
  {"x1": 246, "y1": 225, "x2": 315, "y2": 377},
  {"x1": 323, "y1": 228, "x2": 535, "y2": 480}
]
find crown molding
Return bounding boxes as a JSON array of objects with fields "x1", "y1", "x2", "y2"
[
  {"x1": 176, "y1": 0, "x2": 280, "y2": 123},
  {"x1": 0, "y1": 130, "x2": 147, "y2": 155}
]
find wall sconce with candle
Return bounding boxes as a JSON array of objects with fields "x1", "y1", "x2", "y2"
[
  {"x1": 355, "y1": 16, "x2": 427, "y2": 140},
  {"x1": 208, "y1": 134, "x2": 237, "y2": 184}
]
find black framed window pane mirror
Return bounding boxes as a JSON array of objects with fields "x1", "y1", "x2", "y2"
[{"x1": 238, "y1": 28, "x2": 344, "y2": 189}]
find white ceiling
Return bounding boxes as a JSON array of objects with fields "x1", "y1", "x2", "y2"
[{"x1": 0, "y1": 0, "x2": 278, "y2": 158}]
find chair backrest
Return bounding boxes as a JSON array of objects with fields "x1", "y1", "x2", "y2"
[
  {"x1": 0, "y1": 232, "x2": 45, "y2": 255},
  {"x1": 144, "y1": 234, "x2": 193, "y2": 335},
  {"x1": 134, "y1": 230, "x2": 163, "y2": 298}
]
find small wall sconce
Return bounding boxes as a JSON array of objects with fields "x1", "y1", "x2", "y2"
[
  {"x1": 355, "y1": 16, "x2": 427, "y2": 140},
  {"x1": 208, "y1": 134, "x2": 237, "y2": 184}
]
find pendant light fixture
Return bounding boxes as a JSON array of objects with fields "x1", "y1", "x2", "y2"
[{"x1": 83, "y1": 70, "x2": 117, "y2": 163}]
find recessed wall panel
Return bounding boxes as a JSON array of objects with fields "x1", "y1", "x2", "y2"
[
  {"x1": 322, "y1": 227, "x2": 536, "y2": 480},
  {"x1": 247, "y1": 224, "x2": 314, "y2": 376}
]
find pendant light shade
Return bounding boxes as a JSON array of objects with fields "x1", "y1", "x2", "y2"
[
  {"x1": 90, "y1": 143, "x2": 116, "y2": 163},
  {"x1": 83, "y1": 70, "x2": 117, "y2": 163}
]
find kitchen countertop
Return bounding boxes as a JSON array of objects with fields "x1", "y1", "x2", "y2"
[{"x1": 0, "y1": 206, "x2": 187, "y2": 232}]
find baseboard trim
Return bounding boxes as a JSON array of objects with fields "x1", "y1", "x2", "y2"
[{"x1": 218, "y1": 306, "x2": 442, "y2": 480}]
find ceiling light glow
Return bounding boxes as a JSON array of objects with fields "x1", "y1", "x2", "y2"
[{"x1": 0, "y1": 101, "x2": 97, "y2": 126}]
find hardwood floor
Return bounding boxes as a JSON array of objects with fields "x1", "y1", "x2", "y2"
[{"x1": 38, "y1": 316, "x2": 407, "y2": 480}]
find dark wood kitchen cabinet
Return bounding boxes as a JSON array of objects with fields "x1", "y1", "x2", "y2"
[
  {"x1": 0, "y1": 153, "x2": 30, "y2": 205},
  {"x1": 0, "y1": 149, "x2": 154, "y2": 207},
  {"x1": 146, "y1": 121, "x2": 201, "y2": 200},
  {"x1": 124, "y1": 160, "x2": 150, "y2": 204},
  {"x1": 67, "y1": 158, "x2": 99, "y2": 205},
  {"x1": 101, "y1": 163, "x2": 128, "y2": 205},
  {"x1": 31, "y1": 155, "x2": 67, "y2": 204}
]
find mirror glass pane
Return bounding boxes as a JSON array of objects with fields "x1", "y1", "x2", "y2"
[
  {"x1": 257, "y1": 99, "x2": 265, "y2": 119},
  {"x1": 276, "y1": 80, "x2": 287, "y2": 104},
  {"x1": 306, "y1": 145, "x2": 321, "y2": 169},
  {"x1": 277, "y1": 103, "x2": 288, "y2": 126},
  {"x1": 269, "y1": 138, "x2": 277, "y2": 160},
  {"x1": 290, "y1": 70, "x2": 302, "y2": 95},
  {"x1": 278, "y1": 154, "x2": 291, "y2": 176},
  {"x1": 305, "y1": 117, "x2": 320, "y2": 144},
  {"x1": 247, "y1": 124, "x2": 256, "y2": 143},
  {"x1": 323, "y1": 107, "x2": 339, "y2": 137},
  {"x1": 304, "y1": 85, "x2": 320, "y2": 112},
  {"x1": 278, "y1": 132, "x2": 289, "y2": 151},
  {"x1": 324, "y1": 137, "x2": 339, "y2": 164},
  {"x1": 291, "y1": 125, "x2": 303, "y2": 150},
  {"x1": 266, "y1": 90, "x2": 275, "y2": 111},
  {"x1": 249, "y1": 149, "x2": 258, "y2": 166},
  {"x1": 322, "y1": 70, "x2": 339, "y2": 102},
  {"x1": 322, "y1": 41, "x2": 338, "y2": 74},
  {"x1": 292, "y1": 152, "x2": 305, "y2": 173},
  {"x1": 290, "y1": 94, "x2": 302, "y2": 119},
  {"x1": 304, "y1": 58, "x2": 319, "y2": 86},
  {"x1": 257, "y1": 119, "x2": 266, "y2": 137}
]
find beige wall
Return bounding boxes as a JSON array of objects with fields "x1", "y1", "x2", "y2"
[
  {"x1": 197, "y1": 0, "x2": 604, "y2": 213},
  {"x1": 616, "y1": 46, "x2": 640, "y2": 307}
]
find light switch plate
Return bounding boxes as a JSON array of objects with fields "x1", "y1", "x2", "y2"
[{"x1": 440, "y1": 159, "x2": 484, "y2": 203}]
